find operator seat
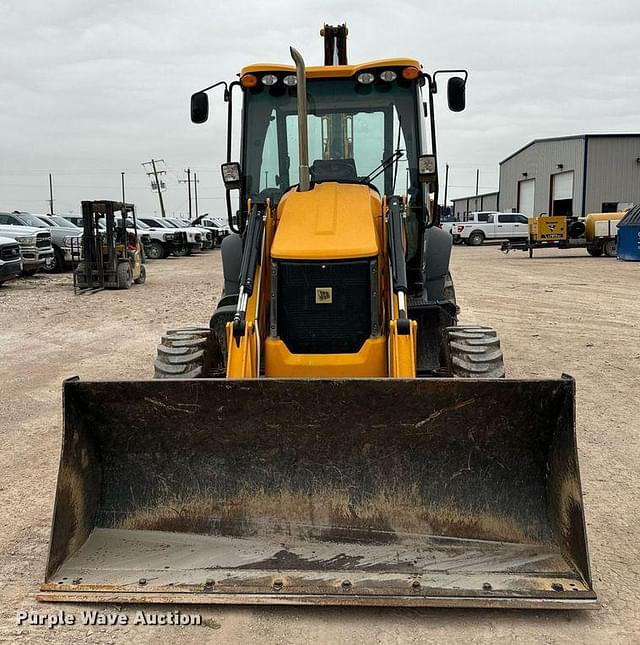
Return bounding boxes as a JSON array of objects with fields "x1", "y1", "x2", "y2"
[{"x1": 310, "y1": 158, "x2": 358, "y2": 183}]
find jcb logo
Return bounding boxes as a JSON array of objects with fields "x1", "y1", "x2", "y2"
[{"x1": 315, "y1": 287, "x2": 333, "y2": 304}]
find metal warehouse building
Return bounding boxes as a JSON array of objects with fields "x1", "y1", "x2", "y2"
[
  {"x1": 451, "y1": 191, "x2": 498, "y2": 219},
  {"x1": 498, "y1": 134, "x2": 640, "y2": 218}
]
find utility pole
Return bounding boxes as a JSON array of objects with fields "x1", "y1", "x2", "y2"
[
  {"x1": 193, "y1": 171, "x2": 199, "y2": 218},
  {"x1": 443, "y1": 163, "x2": 449, "y2": 215},
  {"x1": 121, "y1": 172, "x2": 126, "y2": 204},
  {"x1": 475, "y1": 168, "x2": 480, "y2": 196},
  {"x1": 142, "y1": 159, "x2": 167, "y2": 218},
  {"x1": 178, "y1": 168, "x2": 193, "y2": 219},
  {"x1": 48, "y1": 173, "x2": 54, "y2": 215}
]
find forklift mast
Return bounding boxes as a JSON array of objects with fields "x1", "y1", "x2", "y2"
[
  {"x1": 321, "y1": 23, "x2": 348, "y2": 65},
  {"x1": 321, "y1": 24, "x2": 351, "y2": 159}
]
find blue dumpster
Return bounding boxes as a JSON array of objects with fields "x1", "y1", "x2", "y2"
[{"x1": 617, "y1": 205, "x2": 640, "y2": 261}]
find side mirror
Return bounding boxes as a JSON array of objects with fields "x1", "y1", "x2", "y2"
[
  {"x1": 447, "y1": 77, "x2": 466, "y2": 112},
  {"x1": 191, "y1": 92, "x2": 209, "y2": 124},
  {"x1": 221, "y1": 162, "x2": 241, "y2": 190},
  {"x1": 418, "y1": 154, "x2": 437, "y2": 184}
]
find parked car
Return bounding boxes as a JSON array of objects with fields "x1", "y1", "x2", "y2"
[
  {"x1": 172, "y1": 218, "x2": 214, "y2": 249},
  {"x1": 124, "y1": 218, "x2": 188, "y2": 260},
  {"x1": 138, "y1": 216, "x2": 202, "y2": 255},
  {"x1": 442, "y1": 211, "x2": 496, "y2": 241},
  {"x1": 194, "y1": 215, "x2": 231, "y2": 247},
  {"x1": 0, "y1": 219, "x2": 53, "y2": 275},
  {"x1": 0, "y1": 235, "x2": 23, "y2": 285},
  {"x1": 59, "y1": 215, "x2": 84, "y2": 228},
  {"x1": 66, "y1": 213, "x2": 196, "y2": 259},
  {"x1": 139, "y1": 216, "x2": 204, "y2": 254},
  {"x1": 43, "y1": 215, "x2": 82, "y2": 229},
  {"x1": 165, "y1": 217, "x2": 208, "y2": 252},
  {"x1": 452, "y1": 212, "x2": 529, "y2": 246},
  {"x1": 95, "y1": 217, "x2": 154, "y2": 261},
  {"x1": 0, "y1": 211, "x2": 81, "y2": 272}
]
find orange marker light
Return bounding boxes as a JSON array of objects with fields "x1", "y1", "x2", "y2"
[
  {"x1": 240, "y1": 74, "x2": 258, "y2": 88},
  {"x1": 401, "y1": 66, "x2": 420, "y2": 80}
]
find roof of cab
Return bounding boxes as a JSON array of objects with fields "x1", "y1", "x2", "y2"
[{"x1": 240, "y1": 58, "x2": 422, "y2": 78}]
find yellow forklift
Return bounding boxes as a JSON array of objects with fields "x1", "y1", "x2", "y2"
[{"x1": 73, "y1": 200, "x2": 146, "y2": 293}]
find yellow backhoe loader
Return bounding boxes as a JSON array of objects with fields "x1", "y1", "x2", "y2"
[{"x1": 40, "y1": 25, "x2": 596, "y2": 609}]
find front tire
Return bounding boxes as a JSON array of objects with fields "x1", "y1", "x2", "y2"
[
  {"x1": 117, "y1": 261, "x2": 132, "y2": 289},
  {"x1": 154, "y1": 327, "x2": 223, "y2": 378},
  {"x1": 587, "y1": 245, "x2": 603, "y2": 257},
  {"x1": 147, "y1": 240, "x2": 165, "y2": 260},
  {"x1": 444, "y1": 326, "x2": 505, "y2": 378},
  {"x1": 42, "y1": 247, "x2": 65, "y2": 273}
]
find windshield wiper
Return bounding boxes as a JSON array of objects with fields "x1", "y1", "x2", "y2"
[{"x1": 360, "y1": 149, "x2": 404, "y2": 185}]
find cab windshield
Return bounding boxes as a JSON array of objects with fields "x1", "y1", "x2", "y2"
[{"x1": 243, "y1": 76, "x2": 422, "y2": 204}]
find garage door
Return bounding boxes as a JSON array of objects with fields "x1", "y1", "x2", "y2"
[
  {"x1": 551, "y1": 171, "x2": 574, "y2": 201},
  {"x1": 518, "y1": 179, "x2": 535, "y2": 217},
  {"x1": 551, "y1": 171, "x2": 574, "y2": 216}
]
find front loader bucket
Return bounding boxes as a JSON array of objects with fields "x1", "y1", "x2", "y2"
[{"x1": 40, "y1": 377, "x2": 596, "y2": 608}]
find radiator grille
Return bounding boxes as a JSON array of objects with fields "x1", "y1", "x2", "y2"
[
  {"x1": 276, "y1": 259, "x2": 372, "y2": 354},
  {"x1": 0, "y1": 244, "x2": 20, "y2": 260},
  {"x1": 36, "y1": 233, "x2": 51, "y2": 248}
]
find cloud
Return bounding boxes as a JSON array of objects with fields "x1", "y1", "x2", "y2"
[{"x1": 0, "y1": 0, "x2": 638, "y2": 213}]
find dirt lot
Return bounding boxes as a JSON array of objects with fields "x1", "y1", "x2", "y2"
[{"x1": 1, "y1": 246, "x2": 639, "y2": 644}]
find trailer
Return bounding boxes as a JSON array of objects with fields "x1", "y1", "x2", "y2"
[{"x1": 502, "y1": 211, "x2": 626, "y2": 258}]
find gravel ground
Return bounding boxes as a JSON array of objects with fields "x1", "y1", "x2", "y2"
[{"x1": 0, "y1": 246, "x2": 638, "y2": 644}]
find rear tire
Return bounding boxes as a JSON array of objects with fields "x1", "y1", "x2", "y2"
[
  {"x1": 467, "y1": 231, "x2": 484, "y2": 246},
  {"x1": 603, "y1": 238, "x2": 617, "y2": 257},
  {"x1": 587, "y1": 245, "x2": 603, "y2": 257},
  {"x1": 445, "y1": 326, "x2": 505, "y2": 378},
  {"x1": 154, "y1": 327, "x2": 223, "y2": 378},
  {"x1": 134, "y1": 264, "x2": 146, "y2": 284}
]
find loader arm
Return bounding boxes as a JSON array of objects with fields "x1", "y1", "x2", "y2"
[
  {"x1": 387, "y1": 195, "x2": 417, "y2": 377},
  {"x1": 226, "y1": 202, "x2": 265, "y2": 378}
]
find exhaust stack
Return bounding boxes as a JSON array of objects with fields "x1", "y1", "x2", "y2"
[{"x1": 290, "y1": 47, "x2": 310, "y2": 191}]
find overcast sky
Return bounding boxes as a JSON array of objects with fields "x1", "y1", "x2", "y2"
[{"x1": 1, "y1": 0, "x2": 638, "y2": 217}]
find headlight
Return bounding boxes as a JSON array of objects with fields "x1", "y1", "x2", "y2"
[
  {"x1": 379, "y1": 70, "x2": 397, "y2": 82},
  {"x1": 15, "y1": 235, "x2": 36, "y2": 245},
  {"x1": 283, "y1": 74, "x2": 297, "y2": 86},
  {"x1": 63, "y1": 235, "x2": 81, "y2": 246}
]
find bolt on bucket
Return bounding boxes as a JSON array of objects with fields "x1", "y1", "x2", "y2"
[{"x1": 39, "y1": 377, "x2": 596, "y2": 608}]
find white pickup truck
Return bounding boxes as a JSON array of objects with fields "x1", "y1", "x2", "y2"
[{"x1": 445, "y1": 212, "x2": 529, "y2": 246}]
